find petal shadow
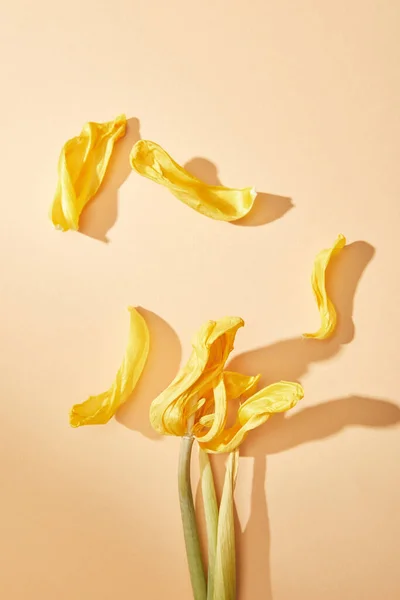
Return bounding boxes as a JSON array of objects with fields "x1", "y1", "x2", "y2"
[
  {"x1": 79, "y1": 117, "x2": 141, "y2": 243},
  {"x1": 237, "y1": 394, "x2": 399, "y2": 600},
  {"x1": 228, "y1": 241, "x2": 375, "y2": 387},
  {"x1": 184, "y1": 157, "x2": 293, "y2": 227},
  {"x1": 116, "y1": 308, "x2": 181, "y2": 440}
]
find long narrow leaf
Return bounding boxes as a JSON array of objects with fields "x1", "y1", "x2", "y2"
[
  {"x1": 199, "y1": 450, "x2": 219, "y2": 599},
  {"x1": 213, "y1": 451, "x2": 239, "y2": 600}
]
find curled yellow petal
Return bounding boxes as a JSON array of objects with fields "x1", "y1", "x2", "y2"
[
  {"x1": 213, "y1": 451, "x2": 238, "y2": 600},
  {"x1": 149, "y1": 317, "x2": 244, "y2": 437},
  {"x1": 193, "y1": 377, "x2": 227, "y2": 443},
  {"x1": 304, "y1": 233, "x2": 346, "y2": 340},
  {"x1": 238, "y1": 381, "x2": 304, "y2": 428},
  {"x1": 130, "y1": 140, "x2": 256, "y2": 221},
  {"x1": 195, "y1": 371, "x2": 259, "y2": 433},
  {"x1": 70, "y1": 307, "x2": 149, "y2": 427},
  {"x1": 50, "y1": 114, "x2": 127, "y2": 231},
  {"x1": 201, "y1": 381, "x2": 303, "y2": 453},
  {"x1": 223, "y1": 371, "x2": 260, "y2": 401}
]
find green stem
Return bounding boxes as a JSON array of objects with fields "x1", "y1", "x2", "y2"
[{"x1": 178, "y1": 436, "x2": 207, "y2": 600}]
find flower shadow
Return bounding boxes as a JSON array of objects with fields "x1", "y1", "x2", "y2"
[
  {"x1": 234, "y1": 395, "x2": 400, "y2": 600},
  {"x1": 184, "y1": 157, "x2": 293, "y2": 227},
  {"x1": 200, "y1": 239, "x2": 395, "y2": 599},
  {"x1": 116, "y1": 308, "x2": 181, "y2": 441},
  {"x1": 79, "y1": 117, "x2": 141, "y2": 243}
]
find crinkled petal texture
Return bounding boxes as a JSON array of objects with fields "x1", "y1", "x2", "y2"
[
  {"x1": 70, "y1": 307, "x2": 149, "y2": 427},
  {"x1": 50, "y1": 114, "x2": 126, "y2": 231},
  {"x1": 304, "y1": 233, "x2": 346, "y2": 340},
  {"x1": 149, "y1": 317, "x2": 244, "y2": 436},
  {"x1": 150, "y1": 316, "x2": 303, "y2": 452},
  {"x1": 200, "y1": 381, "x2": 304, "y2": 453},
  {"x1": 130, "y1": 140, "x2": 256, "y2": 221},
  {"x1": 193, "y1": 371, "x2": 260, "y2": 434}
]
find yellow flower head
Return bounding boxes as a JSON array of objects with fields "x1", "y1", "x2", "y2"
[
  {"x1": 50, "y1": 114, "x2": 126, "y2": 232},
  {"x1": 150, "y1": 317, "x2": 304, "y2": 452},
  {"x1": 130, "y1": 140, "x2": 257, "y2": 221},
  {"x1": 150, "y1": 317, "x2": 245, "y2": 436}
]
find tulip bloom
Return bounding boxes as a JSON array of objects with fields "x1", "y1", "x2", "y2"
[
  {"x1": 150, "y1": 316, "x2": 303, "y2": 452},
  {"x1": 155, "y1": 317, "x2": 303, "y2": 600}
]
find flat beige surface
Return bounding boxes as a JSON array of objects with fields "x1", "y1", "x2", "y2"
[{"x1": 1, "y1": 1, "x2": 400, "y2": 599}]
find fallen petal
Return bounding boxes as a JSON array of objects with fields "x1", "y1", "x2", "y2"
[
  {"x1": 130, "y1": 140, "x2": 256, "y2": 221},
  {"x1": 304, "y1": 233, "x2": 346, "y2": 340},
  {"x1": 50, "y1": 115, "x2": 126, "y2": 231},
  {"x1": 70, "y1": 307, "x2": 149, "y2": 427}
]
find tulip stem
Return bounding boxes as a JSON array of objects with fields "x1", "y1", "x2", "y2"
[{"x1": 178, "y1": 435, "x2": 207, "y2": 600}]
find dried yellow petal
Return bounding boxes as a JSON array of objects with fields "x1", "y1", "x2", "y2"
[
  {"x1": 151, "y1": 317, "x2": 302, "y2": 453},
  {"x1": 223, "y1": 371, "x2": 260, "y2": 401},
  {"x1": 194, "y1": 377, "x2": 227, "y2": 443},
  {"x1": 213, "y1": 451, "x2": 238, "y2": 600},
  {"x1": 130, "y1": 140, "x2": 256, "y2": 221},
  {"x1": 50, "y1": 114, "x2": 126, "y2": 231},
  {"x1": 195, "y1": 372, "x2": 259, "y2": 433},
  {"x1": 150, "y1": 317, "x2": 244, "y2": 437},
  {"x1": 201, "y1": 381, "x2": 303, "y2": 453},
  {"x1": 304, "y1": 233, "x2": 346, "y2": 340},
  {"x1": 70, "y1": 307, "x2": 149, "y2": 427}
]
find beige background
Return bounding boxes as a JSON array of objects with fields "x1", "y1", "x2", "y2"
[{"x1": 1, "y1": 1, "x2": 400, "y2": 598}]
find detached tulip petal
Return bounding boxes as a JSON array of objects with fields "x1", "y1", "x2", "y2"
[
  {"x1": 50, "y1": 114, "x2": 126, "y2": 231},
  {"x1": 304, "y1": 234, "x2": 346, "y2": 340},
  {"x1": 201, "y1": 381, "x2": 304, "y2": 453},
  {"x1": 70, "y1": 307, "x2": 149, "y2": 427},
  {"x1": 150, "y1": 317, "x2": 244, "y2": 437},
  {"x1": 130, "y1": 140, "x2": 256, "y2": 221}
]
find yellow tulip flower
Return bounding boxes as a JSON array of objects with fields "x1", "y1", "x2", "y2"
[
  {"x1": 304, "y1": 233, "x2": 346, "y2": 339},
  {"x1": 50, "y1": 114, "x2": 126, "y2": 231},
  {"x1": 150, "y1": 317, "x2": 303, "y2": 452},
  {"x1": 130, "y1": 140, "x2": 256, "y2": 221},
  {"x1": 150, "y1": 317, "x2": 245, "y2": 437}
]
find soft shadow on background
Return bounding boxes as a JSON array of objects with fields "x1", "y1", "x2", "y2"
[
  {"x1": 79, "y1": 117, "x2": 141, "y2": 243},
  {"x1": 200, "y1": 240, "x2": 400, "y2": 600},
  {"x1": 184, "y1": 157, "x2": 293, "y2": 227},
  {"x1": 228, "y1": 241, "x2": 376, "y2": 385},
  {"x1": 234, "y1": 395, "x2": 400, "y2": 600},
  {"x1": 116, "y1": 308, "x2": 181, "y2": 440}
]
